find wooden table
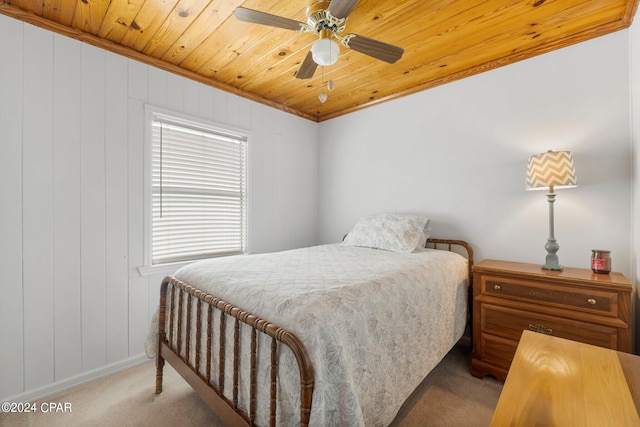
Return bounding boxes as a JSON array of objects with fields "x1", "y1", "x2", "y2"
[{"x1": 491, "y1": 330, "x2": 640, "y2": 426}]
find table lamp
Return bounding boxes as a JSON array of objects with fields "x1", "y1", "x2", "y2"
[{"x1": 526, "y1": 150, "x2": 577, "y2": 271}]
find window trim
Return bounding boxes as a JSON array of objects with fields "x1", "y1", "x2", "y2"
[{"x1": 139, "y1": 105, "x2": 251, "y2": 276}]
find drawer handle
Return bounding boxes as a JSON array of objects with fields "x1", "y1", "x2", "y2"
[
  {"x1": 493, "y1": 284, "x2": 501, "y2": 291},
  {"x1": 529, "y1": 324, "x2": 553, "y2": 335},
  {"x1": 587, "y1": 298, "x2": 597, "y2": 305}
]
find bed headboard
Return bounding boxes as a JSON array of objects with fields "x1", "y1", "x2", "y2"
[
  {"x1": 425, "y1": 238, "x2": 474, "y2": 287},
  {"x1": 426, "y1": 238, "x2": 475, "y2": 334}
]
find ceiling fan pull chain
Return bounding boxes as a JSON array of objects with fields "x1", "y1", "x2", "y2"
[
  {"x1": 328, "y1": 38, "x2": 334, "y2": 91},
  {"x1": 319, "y1": 66, "x2": 328, "y2": 103}
]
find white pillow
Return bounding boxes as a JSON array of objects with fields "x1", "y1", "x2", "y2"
[{"x1": 343, "y1": 213, "x2": 431, "y2": 252}]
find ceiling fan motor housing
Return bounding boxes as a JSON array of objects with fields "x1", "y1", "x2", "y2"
[{"x1": 307, "y1": 1, "x2": 347, "y2": 35}]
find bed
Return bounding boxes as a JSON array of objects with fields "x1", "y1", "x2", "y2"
[{"x1": 147, "y1": 213, "x2": 474, "y2": 426}]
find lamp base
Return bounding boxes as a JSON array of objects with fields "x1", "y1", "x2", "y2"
[
  {"x1": 541, "y1": 263, "x2": 563, "y2": 271},
  {"x1": 542, "y1": 236, "x2": 563, "y2": 271}
]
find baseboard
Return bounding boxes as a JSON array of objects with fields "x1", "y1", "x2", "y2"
[{"x1": 2, "y1": 353, "x2": 150, "y2": 403}]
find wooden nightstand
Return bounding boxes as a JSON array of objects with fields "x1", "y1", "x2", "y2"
[{"x1": 471, "y1": 259, "x2": 632, "y2": 381}]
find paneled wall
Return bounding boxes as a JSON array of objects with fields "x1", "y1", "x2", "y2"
[{"x1": 0, "y1": 15, "x2": 318, "y2": 401}]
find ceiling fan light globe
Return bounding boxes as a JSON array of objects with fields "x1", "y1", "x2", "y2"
[{"x1": 311, "y1": 38, "x2": 339, "y2": 66}]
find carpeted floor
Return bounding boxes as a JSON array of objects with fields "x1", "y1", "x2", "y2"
[{"x1": 0, "y1": 344, "x2": 502, "y2": 427}]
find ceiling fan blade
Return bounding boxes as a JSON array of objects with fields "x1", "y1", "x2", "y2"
[
  {"x1": 233, "y1": 7, "x2": 306, "y2": 32},
  {"x1": 344, "y1": 34, "x2": 404, "y2": 63},
  {"x1": 295, "y1": 51, "x2": 318, "y2": 79},
  {"x1": 328, "y1": 0, "x2": 360, "y2": 19}
]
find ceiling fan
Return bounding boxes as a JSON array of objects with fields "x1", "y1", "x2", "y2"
[{"x1": 233, "y1": 0, "x2": 404, "y2": 81}]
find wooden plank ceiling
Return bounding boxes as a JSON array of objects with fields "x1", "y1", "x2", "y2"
[{"x1": 1, "y1": 0, "x2": 638, "y2": 122}]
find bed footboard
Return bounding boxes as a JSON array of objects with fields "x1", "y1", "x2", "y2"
[{"x1": 155, "y1": 276, "x2": 314, "y2": 427}]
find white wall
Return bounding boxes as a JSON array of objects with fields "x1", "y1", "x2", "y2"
[
  {"x1": 318, "y1": 30, "x2": 633, "y2": 279},
  {"x1": 631, "y1": 13, "x2": 640, "y2": 348},
  {"x1": 0, "y1": 15, "x2": 318, "y2": 401}
]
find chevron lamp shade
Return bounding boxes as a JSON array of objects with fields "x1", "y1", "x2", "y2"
[{"x1": 526, "y1": 150, "x2": 577, "y2": 190}]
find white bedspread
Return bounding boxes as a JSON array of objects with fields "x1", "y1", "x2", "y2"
[{"x1": 147, "y1": 244, "x2": 468, "y2": 427}]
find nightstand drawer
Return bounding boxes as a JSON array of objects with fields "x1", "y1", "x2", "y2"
[
  {"x1": 480, "y1": 275, "x2": 618, "y2": 316},
  {"x1": 481, "y1": 303, "x2": 618, "y2": 349}
]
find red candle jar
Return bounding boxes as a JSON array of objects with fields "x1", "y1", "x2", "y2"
[{"x1": 591, "y1": 249, "x2": 611, "y2": 274}]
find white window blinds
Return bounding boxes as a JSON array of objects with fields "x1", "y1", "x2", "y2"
[{"x1": 151, "y1": 115, "x2": 247, "y2": 265}]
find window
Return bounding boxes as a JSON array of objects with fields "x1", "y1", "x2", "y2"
[{"x1": 148, "y1": 110, "x2": 247, "y2": 266}]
